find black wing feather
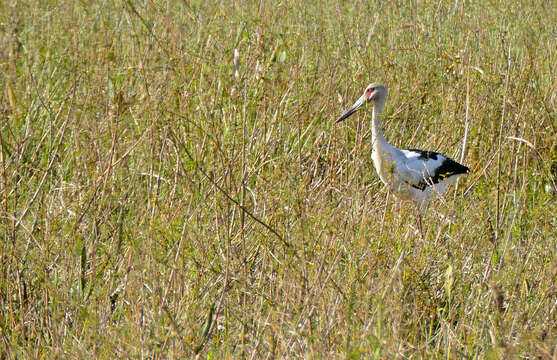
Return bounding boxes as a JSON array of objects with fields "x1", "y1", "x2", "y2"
[{"x1": 408, "y1": 154, "x2": 470, "y2": 191}]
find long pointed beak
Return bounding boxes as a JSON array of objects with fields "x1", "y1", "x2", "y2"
[{"x1": 335, "y1": 95, "x2": 366, "y2": 123}]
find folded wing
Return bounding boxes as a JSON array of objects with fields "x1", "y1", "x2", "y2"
[{"x1": 397, "y1": 149, "x2": 470, "y2": 191}]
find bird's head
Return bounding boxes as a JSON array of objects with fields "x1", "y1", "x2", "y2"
[{"x1": 335, "y1": 83, "x2": 388, "y2": 123}]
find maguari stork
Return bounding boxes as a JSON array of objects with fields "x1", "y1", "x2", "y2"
[{"x1": 336, "y1": 83, "x2": 470, "y2": 239}]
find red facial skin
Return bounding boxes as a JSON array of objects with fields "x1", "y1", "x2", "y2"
[{"x1": 365, "y1": 87, "x2": 375, "y2": 99}]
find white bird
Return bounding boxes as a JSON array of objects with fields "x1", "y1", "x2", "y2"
[{"x1": 335, "y1": 83, "x2": 470, "y2": 239}]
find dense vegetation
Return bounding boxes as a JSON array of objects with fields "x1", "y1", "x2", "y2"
[{"x1": 1, "y1": 0, "x2": 555, "y2": 358}]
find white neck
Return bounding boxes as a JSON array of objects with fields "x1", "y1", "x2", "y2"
[{"x1": 371, "y1": 100, "x2": 391, "y2": 153}]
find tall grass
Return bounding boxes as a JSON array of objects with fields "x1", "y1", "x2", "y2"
[{"x1": 1, "y1": 0, "x2": 555, "y2": 358}]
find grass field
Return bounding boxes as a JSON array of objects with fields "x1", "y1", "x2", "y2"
[{"x1": 1, "y1": 0, "x2": 556, "y2": 358}]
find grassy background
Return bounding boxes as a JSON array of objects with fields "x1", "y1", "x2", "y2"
[{"x1": 1, "y1": 0, "x2": 556, "y2": 358}]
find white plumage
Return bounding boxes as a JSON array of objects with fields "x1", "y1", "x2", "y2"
[
  {"x1": 386, "y1": 148, "x2": 469, "y2": 208},
  {"x1": 336, "y1": 83, "x2": 470, "y2": 237}
]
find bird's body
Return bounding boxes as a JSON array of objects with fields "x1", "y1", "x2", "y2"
[
  {"x1": 336, "y1": 83, "x2": 469, "y2": 237},
  {"x1": 372, "y1": 147, "x2": 469, "y2": 208}
]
